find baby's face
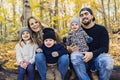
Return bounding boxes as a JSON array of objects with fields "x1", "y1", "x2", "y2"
[
  {"x1": 71, "y1": 22, "x2": 80, "y2": 32},
  {"x1": 44, "y1": 38, "x2": 55, "y2": 48}
]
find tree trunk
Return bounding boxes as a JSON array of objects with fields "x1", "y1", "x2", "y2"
[
  {"x1": 21, "y1": 0, "x2": 32, "y2": 27},
  {"x1": 13, "y1": 1, "x2": 16, "y2": 28},
  {"x1": 101, "y1": 0, "x2": 107, "y2": 28},
  {"x1": 107, "y1": 0, "x2": 112, "y2": 34},
  {"x1": 39, "y1": 0, "x2": 43, "y2": 19},
  {"x1": 0, "y1": 1, "x2": 2, "y2": 41},
  {"x1": 114, "y1": 0, "x2": 117, "y2": 21},
  {"x1": 53, "y1": 0, "x2": 59, "y2": 31}
]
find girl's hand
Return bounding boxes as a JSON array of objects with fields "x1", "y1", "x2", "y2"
[
  {"x1": 20, "y1": 62, "x2": 27, "y2": 69},
  {"x1": 25, "y1": 61, "x2": 30, "y2": 66},
  {"x1": 19, "y1": 61, "x2": 24, "y2": 65}
]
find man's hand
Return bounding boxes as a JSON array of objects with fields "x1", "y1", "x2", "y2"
[
  {"x1": 82, "y1": 52, "x2": 93, "y2": 62},
  {"x1": 52, "y1": 51, "x2": 59, "y2": 57}
]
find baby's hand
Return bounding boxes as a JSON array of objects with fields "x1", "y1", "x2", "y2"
[
  {"x1": 36, "y1": 48, "x2": 43, "y2": 53},
  {"x1": 52, "y1": 51, "x2": 59, "y2": 57}
]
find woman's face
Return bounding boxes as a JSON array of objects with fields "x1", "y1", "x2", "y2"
[{"x1": 29, "y1": 18, "x2": 41, "y2": 32}]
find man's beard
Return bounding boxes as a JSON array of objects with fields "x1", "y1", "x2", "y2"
[{"x1": 82, "y1": 19, "x2": 92, "y2": 26}]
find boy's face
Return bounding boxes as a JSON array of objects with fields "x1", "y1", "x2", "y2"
[
  {"x1": 44, "y1": 38, "x2": 55, "y2": 48},
  {"x1": 22, "y1": 31, "x2": 31, "y2": 41},
  {"x1": 71, "y1": 22, "x2": 79, "y2": 32}
]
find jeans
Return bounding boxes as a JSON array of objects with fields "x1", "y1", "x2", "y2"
[
  {"x1": 71, "y1": 51, "x2": 114, "y2": 80},
  {"x1": 35, "y1": 53, "x2": 69, "y2": 80},
  {"x1": 17, "y1": 64, "x2": 35, "y2": 80}
]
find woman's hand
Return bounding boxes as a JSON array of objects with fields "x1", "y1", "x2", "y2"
[{"x1": 82, "y1": 52, "x2": 93, "y2": 62}]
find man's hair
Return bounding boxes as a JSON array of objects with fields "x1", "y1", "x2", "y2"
[{"x1": 79, "y1": 7, "x2": 95, "y2": 21}]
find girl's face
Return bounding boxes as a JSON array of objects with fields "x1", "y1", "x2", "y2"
[
  {"x1": 71, "y1": 22, "x2": 79, "y2": 32},
  {"x1": 22, "y1": 31, "x2": 31, "y2": 41},
  {"x1": 29, "y1": 18, "x2": 41, "y2": 32},
  {"x1": 44, "y1": 39, "x2": 55, "y2": 48}
]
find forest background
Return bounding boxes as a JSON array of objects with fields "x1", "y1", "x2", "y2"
[{"x1": 0, "y1": 0, "x2": 120, "y2": 70}]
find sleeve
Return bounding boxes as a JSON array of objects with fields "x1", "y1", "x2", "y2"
[
  {"x1": 92, "y1": 28, "x2": 109, "y2": 58},
  {"x1": 56, "y1": 44, "x2": 68, "y2": 57},
  {"x1": 81, "y1": 28, "x2": 93, "y2": 43},
  {"x1": 15, "y1": 44, "x2": 24, "y2": 65},
  {"x1": 29, "y1": 44, "x2": 38, "y2": 64}
]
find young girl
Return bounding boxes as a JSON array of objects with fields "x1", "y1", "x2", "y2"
[
  {"x1": 36, "y1": 28, "x2": 69, "y2": 80},
  {"x1": 15, "y1": 27, "x2": 38, "y2": 80}
]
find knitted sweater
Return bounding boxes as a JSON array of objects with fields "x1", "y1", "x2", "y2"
[
  {"x1": 40, "y1": 43, "x2": 68, "y2": 64},
  {"x1": 82, "y1": 24, "x2": 109, "y2": 58},
  {"x1": 68, "y1": 27, "x2": 91, "y2": 52},
  {"x1": 15, "y1": 41, "x2": 38, "y2": 65}
]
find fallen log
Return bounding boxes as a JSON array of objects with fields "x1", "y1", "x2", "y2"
[
  {"x1": 0, "y1": 66, "x2": 120, "y2": 80},
  {"x1": 110, "y1": 66, "x2": 120, "y2": 80}
]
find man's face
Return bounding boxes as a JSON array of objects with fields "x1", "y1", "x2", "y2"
[{"x1": 80, "y1": 11, "x2": 93, "y2": 26}]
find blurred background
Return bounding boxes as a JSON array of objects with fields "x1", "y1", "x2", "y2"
[{"x1": 0, "y1": 0, "x2": 120, "y2": 70}]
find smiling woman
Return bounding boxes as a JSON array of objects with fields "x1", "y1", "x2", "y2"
[
  {"x1": 27, "y1": 16, "x2": 44, "y2": 46},
  {"x1": 27, "y1": 16, "x2": 69, "y2": 80}
]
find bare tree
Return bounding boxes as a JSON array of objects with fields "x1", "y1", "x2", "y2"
[
  {"x1": 53, "y1": 0, "x2": 59, "y2": 31},
  {"x1": 13, "y1": 0, "x2": 16, "y2": 28},
  {"x1": 101, "y1": 0, "x2": 107, "y2": 28},
  {"x1": 21, "y1": 0, "x2": 32, "y2": 27},
  {"x1": 107, "y1": 0, "x2": 112, "y2": 34},
  {"x1": 114, "y1": 0, "x2": 117, "y2": 21},
  {"x1": 0, "y1": 0, "x2": 2, "y2": 39}
]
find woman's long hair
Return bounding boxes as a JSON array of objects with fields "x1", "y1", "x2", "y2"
[
  {"x1": 27, "y1": 16, "x2": 44, "y2": 45},
  {"x1": 27, "y1": 16, "x2": 61, "y2": 45}
]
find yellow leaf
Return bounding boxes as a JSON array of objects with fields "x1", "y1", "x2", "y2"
[{"x1": 0, "y1": 15, "x2": 5, "y2": 23}]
